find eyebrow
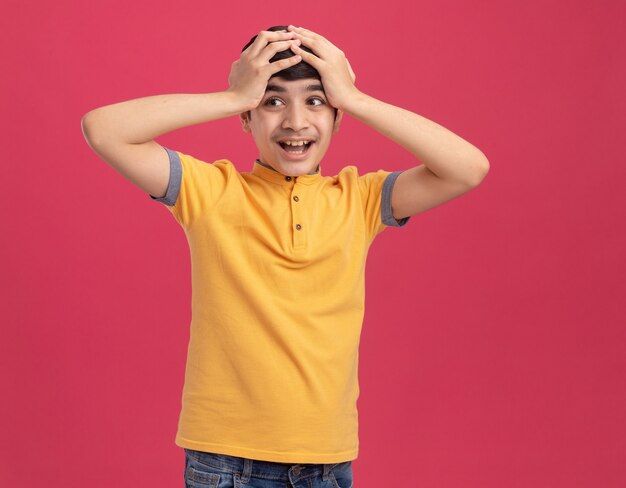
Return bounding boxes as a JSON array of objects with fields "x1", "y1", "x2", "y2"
[{"x1": 265, "y1": 83, "x2": 325, "y2": 94}]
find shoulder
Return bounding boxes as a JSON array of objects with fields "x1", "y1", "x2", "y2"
[
  {"x1": 175, "y1": 151, "x2": 237, "y2": 175},
  {"x1": 325, "y1": 165, "x2": 361, "y2": 183},
  {"x1": 330, "y1": 164, "x2": 391, "y2": 189}
]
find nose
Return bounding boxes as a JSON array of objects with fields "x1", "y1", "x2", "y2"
[{"x1": 281, "y1": 104, "x2": 310, "y2": 131}]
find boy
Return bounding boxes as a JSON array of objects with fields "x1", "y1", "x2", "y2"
[{"x1": 81, "y1": 24, "x2": 489, "y2": 488}]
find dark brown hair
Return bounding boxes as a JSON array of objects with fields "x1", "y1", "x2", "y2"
[{"x1": 241, "y1": 25, "x2": 338, "y2": 120}]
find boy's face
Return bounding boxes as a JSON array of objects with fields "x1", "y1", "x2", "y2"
[{"x1": 241, "y1": 77, "x2": 342, "y2": 177}]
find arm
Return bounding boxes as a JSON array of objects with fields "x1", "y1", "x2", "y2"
[
  {"x1": 288, "y1": 25, "x2": 490, "y2": 220},
  {"x1": 341, "y1": 92, "x2": 490, "y2": 220},
  {"x1": 81, "y1": 92, "x2": 249, "y2": 198},
  {"x1": 81, "y1": 29, "x2": 303, "y2": 199},
  {"x1": 82, "y1": 91, "x2": 248, "y2": 147},
  {"x1": 341, "y1": 92, "x2": 489, "y2": 187}
]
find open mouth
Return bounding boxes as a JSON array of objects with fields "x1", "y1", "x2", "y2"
[{"x1": 277, "y1": 140, "x2": 314, "y2": 157}]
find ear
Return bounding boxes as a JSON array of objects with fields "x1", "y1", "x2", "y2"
[
  {"x1": 240, "y1": 111, "x2": 252, "y2": 133},
  {"x1": 332, "y1": 109, "x2": 344, "y2": 134}
]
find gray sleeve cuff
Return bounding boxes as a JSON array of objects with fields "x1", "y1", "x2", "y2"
[
  {"x1": 381, "y1": 171, "x2": 411, "y2": 227},
  {"x1": 149, "y1": 147, "x2": 182, "y2": 206}
]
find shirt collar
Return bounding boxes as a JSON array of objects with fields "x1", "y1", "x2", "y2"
[{"x1": 252, "y1": 159, "x2": 322, "y2": 186}]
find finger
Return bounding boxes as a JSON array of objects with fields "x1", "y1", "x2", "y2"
[
  {"x1": 290, "y1": 33, "x2": 325, "y2": 58},
  {"x1": 258, "y1": 39, "x2": 301, "y2": 63},
  {"x1": 267, "y1": 52, "x2": 303, "y2": 75},
  {"x1": 289, "y1": 26, "x2": 329, "y2": 44},
  {"x1": 245, "y1": 30, "x2": 297, "y2": 58},
  {"x1": 291, "y1": 29, "x2": 324, "y2": 45},
  {"x1": 290, "y1": 43, "x2": 320, "y2": 67},
  {"x1": 251, "y1": 31, "x2": 297, "y2": 55},
  {"x1": 292, "y1": 27, "x2": 335, "y2": 47}
]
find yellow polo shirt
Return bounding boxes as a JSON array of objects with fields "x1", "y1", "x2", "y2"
[{"x1": 150, "y1": 146, "x2": 410, "y2": 463}]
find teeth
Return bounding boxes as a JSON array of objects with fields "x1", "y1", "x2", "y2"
[{"x1": 282, "y1": 140, "x2": 310, "y2": 146}]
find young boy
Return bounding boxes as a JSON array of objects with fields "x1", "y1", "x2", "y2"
[{"x1": 81, "y1": 24, "x2": 489, "y2": 488}]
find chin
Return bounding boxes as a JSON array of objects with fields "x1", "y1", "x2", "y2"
[
  {"x1": 292, "y1": 166, "x2": 318, "y2": 177},
  {"x1": 276, "y1": 161, "x2": 318, "y2": 177}
]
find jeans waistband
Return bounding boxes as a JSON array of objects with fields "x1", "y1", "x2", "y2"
[{"x1": 185, "y1": 448, "x2": 351, "y2": 483}]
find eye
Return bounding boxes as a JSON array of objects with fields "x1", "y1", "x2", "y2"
[
  {"x1": 264, "y1": 97, "x2": 284, "y2": 107},
  {"x1": 309, "y1": 97, "x2": 326, "y2": 106},
  {"x1": 263, "y1": 96, "x2": 327, "y2": 107}
]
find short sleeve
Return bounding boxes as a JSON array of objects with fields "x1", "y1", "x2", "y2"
[
  {"x1": 357, "y1": 169, "x2": 411, "y2": 241},
  {"x1": 149, "y1": 146, "x2": 231, "y2": 228}
]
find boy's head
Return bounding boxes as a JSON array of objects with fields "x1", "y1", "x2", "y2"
[{"x1": 239, "y1": 25, "x2": 343, "y2": 177}]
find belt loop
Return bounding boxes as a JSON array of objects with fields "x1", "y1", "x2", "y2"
[
  {"x1": 323, "y1": 463, "x2": 337, "y2": 481},
  {"x1": 241, "y1": 458, "x2": 253, "y2": 483}
]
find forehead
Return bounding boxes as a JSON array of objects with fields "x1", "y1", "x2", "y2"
[{"x1": 265, "y1": 78, "x2": 325, "y2": 94}]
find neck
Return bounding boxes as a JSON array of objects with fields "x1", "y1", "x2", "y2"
[{"x1": 256, "y1": 159, "x2": 319, "y2": 175}]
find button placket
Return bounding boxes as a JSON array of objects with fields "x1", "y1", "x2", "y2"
[{"x1": 291, "y1": 181, "x2": 306, "y2": 249}]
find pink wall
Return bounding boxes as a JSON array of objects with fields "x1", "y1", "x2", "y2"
[{"x1": 1, "y1": 0, "x2": 624, "y2": 486}]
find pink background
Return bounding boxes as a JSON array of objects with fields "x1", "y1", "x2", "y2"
[{"x1": 2, "y1": 0, "x2": 625, "y2": 486}]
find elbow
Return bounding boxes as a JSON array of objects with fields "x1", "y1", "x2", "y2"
[
  {"x1": 81, "y1": 111, "x2": 105, "y2": 148},
  {"x1": 466, "y1": 157, "x2": 490, "y2": 187}
]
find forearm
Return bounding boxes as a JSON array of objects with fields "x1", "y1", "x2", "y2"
[
  {"x1": 82, "y1": 91, "x2": 247, "y2": 146},
  {"x1": 343, "y1": 90, "x2": 489, "y2": 184}
]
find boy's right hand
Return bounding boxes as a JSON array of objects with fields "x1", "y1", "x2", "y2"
[{"x1": 227, "y1": 30, "x2": 302, "y2": 111}]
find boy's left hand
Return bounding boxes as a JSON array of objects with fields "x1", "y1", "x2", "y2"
[{"x1": 287, "y1": 25, "x2": 359, "y2": 112}]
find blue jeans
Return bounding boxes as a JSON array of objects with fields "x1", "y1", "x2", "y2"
[{"x1": 184, "y1": 448, "x2": 354, "y2": 488}]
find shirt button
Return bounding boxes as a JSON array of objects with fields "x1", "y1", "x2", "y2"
[
  {"x1": 296, "y1": 224, "x2": 302, "y2": 230},
  {"x1": 285, "y1": 176, "x2": 292, "y2": 181},
  {"x1": 293, "y1": 195, "x2": 299, "y2": 202}
]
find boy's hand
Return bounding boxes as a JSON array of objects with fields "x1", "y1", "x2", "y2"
[
  {"x1": 227, "y1": 30, "x2": 303, "y2": 111},
  {"x1": 286, "y1": 25, "x2": 359, "y2": 112}
]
